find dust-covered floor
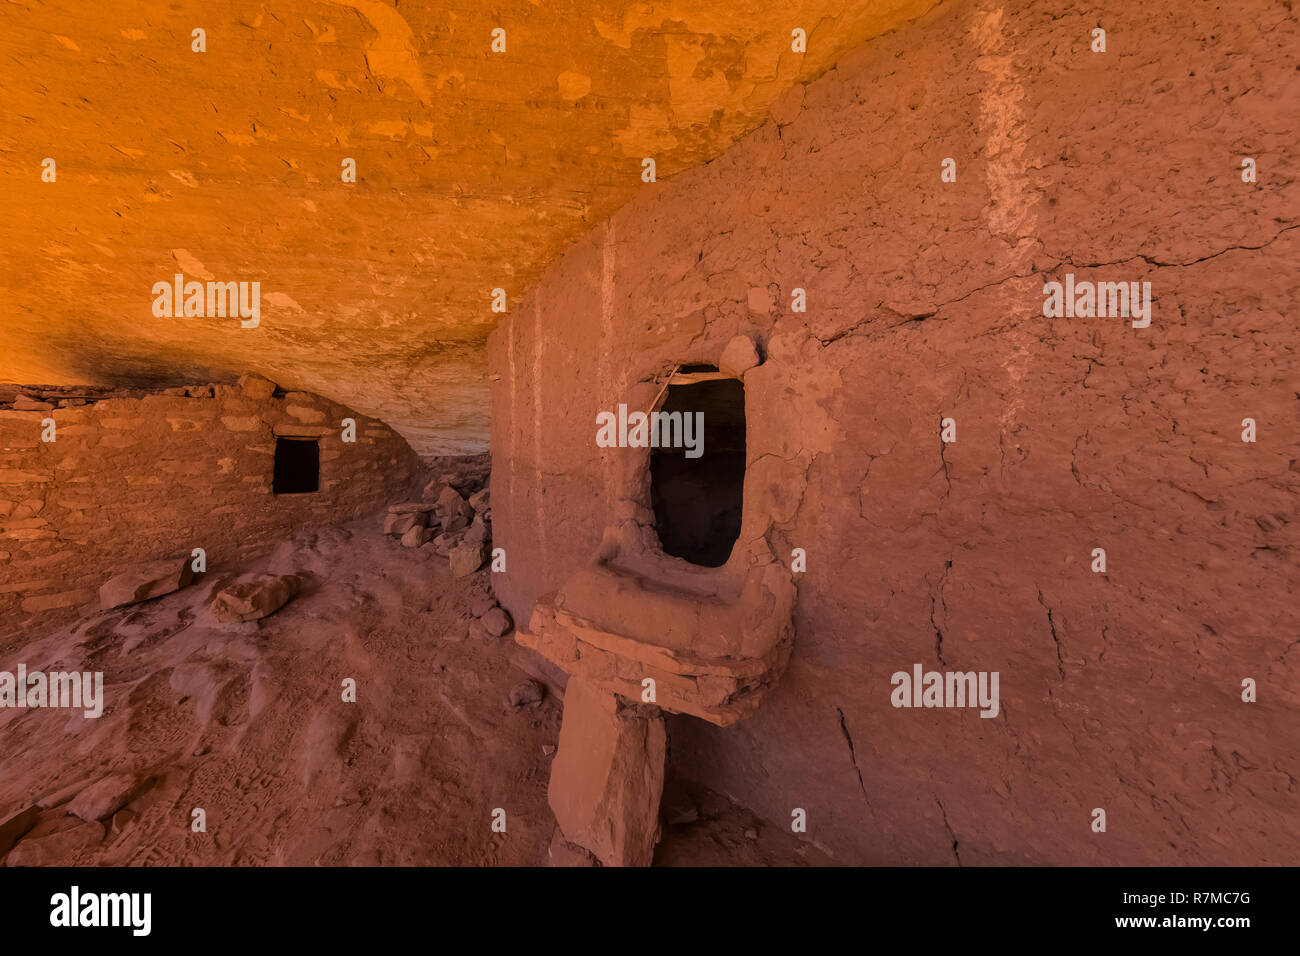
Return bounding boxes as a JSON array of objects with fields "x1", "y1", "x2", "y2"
[{"x1": 0, "y1": 514, "x2": 825, "y2": 867}]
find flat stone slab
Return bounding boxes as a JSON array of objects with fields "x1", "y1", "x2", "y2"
[
  {"x1": 99, "y1": 557, "x2": 196, "y2": 610},
  {"x1": 401, "y1": 525, "x2": 433, "y2": 548},
  {"x1": 548, "y1": 676, "x2": 665, "y2": 867},
  {"x1": 67, "y1": 773, "x2": 142, "y2": 822},
  {"x1": 387, "y1": 501, "x2": 438, "y2": 514}
]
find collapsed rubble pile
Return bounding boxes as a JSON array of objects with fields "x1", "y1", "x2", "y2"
[
  {"x1": 382, "y1": 458, "x2": 513, "y2": 639},
  {"x1": 383, "y1": 466, "x2": 490, "y2": 569}
]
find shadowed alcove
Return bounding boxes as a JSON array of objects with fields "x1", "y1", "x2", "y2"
[
  {"x1": 273, "y1": 437, "x2": 320, "y2": 494},
  {"x1": 649, "y1": 367, "x2": 746, "y2": 567}
]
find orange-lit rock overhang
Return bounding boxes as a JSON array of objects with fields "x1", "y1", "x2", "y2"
[{"x1": 0, "y1": 0, "x2": 939, "y2": 453}]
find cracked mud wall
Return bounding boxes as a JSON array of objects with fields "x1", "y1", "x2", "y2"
[
  {"x1": 489, "y1": 0, "x2": 1300, "y2": 864},
  {"x1": 0, "y1": 383, "x2": 418, "y2": 636}
]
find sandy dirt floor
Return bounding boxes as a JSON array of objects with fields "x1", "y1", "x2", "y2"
[{"x1": 0, "y1": 513, "x2": 826, "y2": 866}]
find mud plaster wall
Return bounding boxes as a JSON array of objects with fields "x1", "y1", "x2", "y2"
[
  {"x1": 489, "y1": 0, "x2": 1300, "y2": 865},
  {"x1": 0, "y1": 381, "x2": 419, "y2": 636}
]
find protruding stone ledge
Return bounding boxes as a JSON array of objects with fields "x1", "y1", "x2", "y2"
[{"x1": 516, "y1": 542, "x2": 796, "y2": 726}]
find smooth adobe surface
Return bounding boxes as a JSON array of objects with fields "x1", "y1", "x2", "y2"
[{"x1": 491, "y1": 0, "x2": 1299, "y2": 863}]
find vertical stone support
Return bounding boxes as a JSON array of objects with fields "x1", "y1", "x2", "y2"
[{"x1": 547, "y1": 676, "x2": 666, "y2": 867}]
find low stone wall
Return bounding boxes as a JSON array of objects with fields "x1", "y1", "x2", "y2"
[{"x1": 0, "y1": 377, "x2": 419, "y2": 636}]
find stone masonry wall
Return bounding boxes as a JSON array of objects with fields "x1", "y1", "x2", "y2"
[
  {"x1": 0, "y1": 378, "x2": 419, "y2": 637},
  {"x1": 488, "y1": 0, "x2": 1300, "y2": 864}
]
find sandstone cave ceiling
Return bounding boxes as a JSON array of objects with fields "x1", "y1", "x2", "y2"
[{"x1": 1, "y1": 0, "x2": 938, "y2": 454}]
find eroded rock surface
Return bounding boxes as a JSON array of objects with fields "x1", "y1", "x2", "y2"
[{"x1": 1, "y1": 0, "x2": 941, "y2": 454}]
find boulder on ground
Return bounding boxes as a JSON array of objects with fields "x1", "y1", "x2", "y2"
[
  {"x1": 210, "y1": 573, "x2": 301, "y2": 623},
  {"x1": 481, "y1": 606, "x2": 513, "y2": 637},
  {"x1": 99, "y1": 557, "x2": 196, "y2": 610},
  {"x1": 449, "y1": 541, "x2": 487, "y2": 577},
  {"x1": 436, "y1": 486, "x2": 473, "y2": 520},
  {"x1": 468, "y1": 488, "x2": 490, "y2": 512},
  {"x1": 442, "y1": 514, "x2": 469, "y2": 534},
  {"x1": 463, "y1": 517, "x2": 489, "y2": 547},
  {"x1": 401, "y1": 525, "x2": 433, "y2": 548},
  {"x1": 431, "y1": 454, "x2": 491, "y2": 496},
  {"x1": 384, "y1": 512, "x2": 427, "y2": 536},
  {"x1": 508, "y1": 678, "x2": 546, "y2": 708},
  {"x1": 432, "y1": 531, "x2": 465, "y2": 556}
]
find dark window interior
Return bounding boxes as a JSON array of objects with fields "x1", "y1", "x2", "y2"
[
  {"x1": 273, "y1": 437, "x2": 320, "y2": 494},
  {"x1": 650, "y1": 372, "x2": 745, "y2": 567}
]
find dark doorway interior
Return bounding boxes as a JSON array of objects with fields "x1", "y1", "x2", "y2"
[
  {"x1": 273, "y1": 437, "x2": 320, "y2": 494},
  {"x1": 650, "y1": 373, "x2": 745, "y2": 567}
]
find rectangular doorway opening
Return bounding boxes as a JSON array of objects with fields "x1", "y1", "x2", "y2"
[
  {"x1": 649, "y1": 368, "x2": 745, "y2": 567},
  {"x1": 273, "y1": 437, "x2": 320, "y2": 494}
]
